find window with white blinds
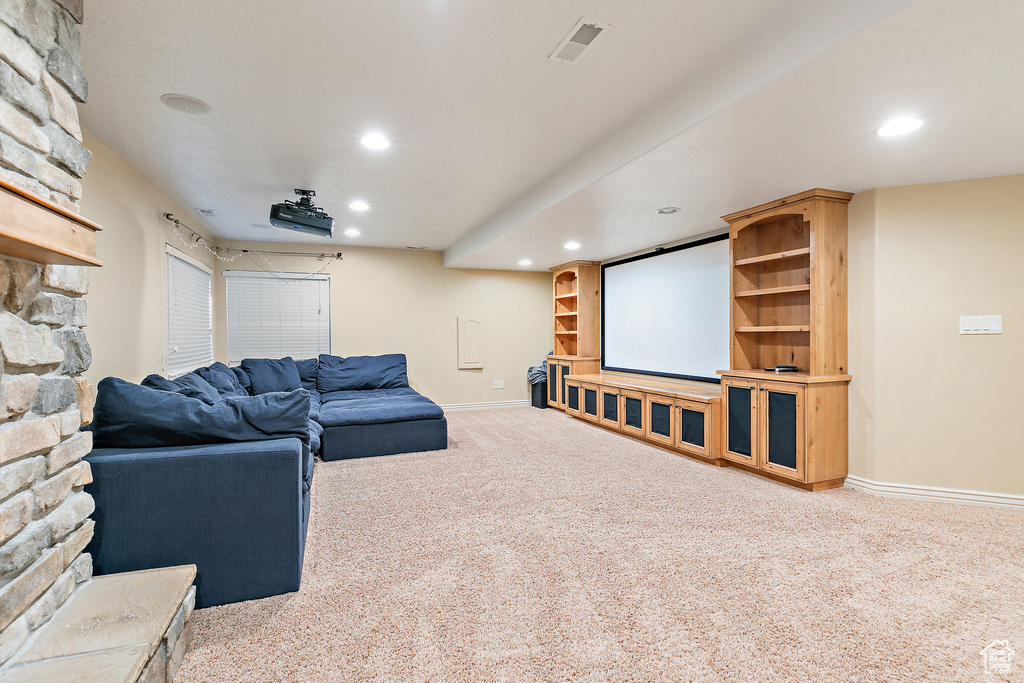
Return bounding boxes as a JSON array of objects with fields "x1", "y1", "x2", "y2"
[
  {"x1": 167, "y1": 248, "x2": 213, "y2": 375},
  {"x1": 224, "y1": 271, "x2": 331, "y2": 362}
]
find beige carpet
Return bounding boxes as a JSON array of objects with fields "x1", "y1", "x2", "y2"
[{"x1": 176, "y1": 408, "x2": 1024, "y2": 682}]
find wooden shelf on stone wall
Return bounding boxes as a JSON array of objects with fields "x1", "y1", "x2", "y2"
[{"x1": 0, "y1": 176, "x2": 102, "y2": 267}]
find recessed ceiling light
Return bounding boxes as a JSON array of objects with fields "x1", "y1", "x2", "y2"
[
  {"x1": 160, "y1": 94, "x2": 211, "y2": 114},
  {"x1": 518, "y1": 259, "x2": 532, "y2": 266},
  {"x1": 361, "y1": 132, "x2": 390, "y2": 150},
  {"x1": 344, "y1": 228, "x2": 361, "y2": 237},
  {"x1": 564, "y1": 241, "x2": 581, "y2": 250},
  {"x1": 657, "y1": 207, "x2": 680, "y2": 214},
  {"x1": 876, "y1": 116, "x2": 923, "y2": 137},
  {"x1": 349, "y1": 200, "x2": 369, "y2": 212}
]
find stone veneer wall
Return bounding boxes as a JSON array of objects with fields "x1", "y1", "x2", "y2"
[{"x1": 0, "y1": 0, "x2": 96, "y2": 667}]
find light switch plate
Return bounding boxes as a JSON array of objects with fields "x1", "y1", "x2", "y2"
[{"x1": 960, "y1": 315, "x2": 1003, "y2": 334}]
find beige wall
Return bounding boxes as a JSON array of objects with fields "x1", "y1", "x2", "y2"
[
  {"x1": 80, "y1": 128, "x2": 220, "y2": 386},
  {"x1": 212, "y1": 242, "x2": 552, "y2": 406},
  {"x1": 848, "y1": 175, "x2": 1024, "y2": 495}
]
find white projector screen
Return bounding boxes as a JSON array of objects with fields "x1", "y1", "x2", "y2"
[{"x1": 602, "y1": 236, "x2": 730, "y2": 382}]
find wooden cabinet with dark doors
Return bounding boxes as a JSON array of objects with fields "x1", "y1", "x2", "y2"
[
  {"x1": 547, "y1": 258, "x2": 602, "y2": 413},
  {"x1": 563, "y1": 373, "x2": 723, "y2": 464},
  {"x1": 547, "y1": 356, "x2": 600, "y2": 410},
  {"x1": 719, "y1": 189, "x2": 853, "y2": 491},
  {"x1": 720, "y1": 371, "x2": 848, "y2": 489}
]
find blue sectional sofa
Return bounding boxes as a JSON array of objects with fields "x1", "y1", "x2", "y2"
[{"x1": 86, "y1": 354, "x2": 446, "y2": 608}]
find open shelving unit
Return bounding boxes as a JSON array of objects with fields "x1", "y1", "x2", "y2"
[
  {"x1": 547, "y1": 261, "x2": 602, "y2": 410},
  {"x1": 727, "y1": 188, "x2": 851, "y2": 376},
  {"x1": 719, "y1": 188, "x2": 854, "y2": 491},
  {"x1": 550, "y1": 261, "x2": 599, "y2": 357}
]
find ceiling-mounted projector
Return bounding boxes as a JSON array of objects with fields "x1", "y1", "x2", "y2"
[{"x1": 270, "y1": 189, "x2": 335, "y2": 237}]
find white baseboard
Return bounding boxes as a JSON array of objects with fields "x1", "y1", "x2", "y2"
[
  {"x1": 441, "y1": 400, "x2": 532, "y2": 412},
  {"x1": 845, "y1": 475, "x2": 1024, "y2": 511}
]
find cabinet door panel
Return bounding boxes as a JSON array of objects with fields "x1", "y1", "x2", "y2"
[
  {"x1": 620, "y1": 389, "x2": 645, "y2": 436},
  {"x1": 600, "y1": 387, "x2": 621, "y2": 428},
  {"x1": 547, "y1": 363, "x2": 559, "y2": 406},
  {"x1": 759, "y1": 381, "x2": 805, "y2": 480},
  {"x1": 675, "y1": 399, "x2": 711, "y2": 458},
  {"x1": 565, "y1": 380, "x2": 581, "y2": 416},
  {"x1": 558, "y1": 363, "x2": 571, "y2": 409},
  {"x1": 645, "y1": 393, "x2": 675, "y2": 446},
  {"x1": 581, "y1": 383, "x2": 600, "y2": 422},
  {"x1": 722, "y1": 378, "x2": 758, "y2": 465}
]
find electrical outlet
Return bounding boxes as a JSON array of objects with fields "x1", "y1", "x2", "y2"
[
  {"x1": 499, "y1": 380, "x2": 504, "y2": 389},
  {"x1": 492, "y1": 380, "x2": 499, "y2": 389}
]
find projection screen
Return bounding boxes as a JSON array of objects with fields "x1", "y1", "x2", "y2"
[{"x1": 602, "y1": 235, "x2": 730, "y2": 382}]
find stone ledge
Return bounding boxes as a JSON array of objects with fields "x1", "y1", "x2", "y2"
[
  {"x1": 3, "y1": 644, "x2": 151, "y2": 683},
  {"x1": 5, "y1": 565, "x2": 197, "y2": 682}
]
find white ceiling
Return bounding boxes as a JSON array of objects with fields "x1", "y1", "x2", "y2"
[{"x1": 79, "y1": 0, "x2": 1024, "y2": 270}]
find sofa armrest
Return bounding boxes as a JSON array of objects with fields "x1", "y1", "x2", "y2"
[{"x1": 85, "y1": 438, "x2": 306, "y2": 608}]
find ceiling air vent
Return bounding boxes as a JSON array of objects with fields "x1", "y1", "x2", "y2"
[
  {"x1": 549, "y1": 18, "x2": 609, "y2": 65},
  {"x1": 197, "y1": 208, "x2": 215, "y2": 217}
]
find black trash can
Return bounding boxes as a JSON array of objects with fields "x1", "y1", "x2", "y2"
[{"x1": 531, "y1": 382, "x2": 547, "y2": 409}]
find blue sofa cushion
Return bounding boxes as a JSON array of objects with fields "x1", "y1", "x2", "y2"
[
  {"x1": 240, "y1": 357, "x2": 302, "y2": 395},
  {"x1": 195, "y1": 363, "x2": 248, "y2": 398},
  {"x1": 308, "y1": 392, "x2": 321, "y2": 422},
  {"x1": 308, "y1": 419, "x2": 323, "y2": 453},
  {"x1": 232, "y1": 366, "x2": 251, "y2": 392},
  {"x1": 317, "y1": 353, "x2": 409, "y2": 392},
  {"x1": 320, "y1": 387, "x2": 418, "y2": 403},
  {"x1": 295, "y1": 358, "x2": 318, "y2": 392},
  {"x1": 142, "y1": 372, "x2": 221, "y2": 405},
  {"x1": 318, "y1": 393, "x2": 444, "y2": 427},
  {"x1": 141, "y1": 374, "x2": 178, "y2": 393},
  {"x1": 93, "y1": 378, "x2": 310, "y2": 449}
]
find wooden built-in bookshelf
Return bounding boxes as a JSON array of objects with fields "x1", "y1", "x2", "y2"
[
  {"x1": 726, "y1": 188, "x2": 851, "y2": 376},
  {"x1": 550, "y1": 261, "x2": 600, "y2": 358},
  {"x1": 719, "y1": 188, "x2": 854, "y2": 491}
]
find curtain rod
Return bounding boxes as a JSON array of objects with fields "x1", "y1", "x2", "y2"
[{"x1": 163, "y1": 213, "x2": 343, "y2": 259}]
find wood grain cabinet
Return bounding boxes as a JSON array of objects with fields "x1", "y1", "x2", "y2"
[
  {"x1": 720, "y1": 372, "x2": 848, "y2": 489},
  {"x1": 547, "y1": 357, "x2": 601, "y2": 410},
  {"x1": 719, "y1": 189, "x2": 853, "y2": 491},
  {"x1": 547, "y1": 261, "x2": 601, "y2": 412},
  {"x1": 562, "y1": 374, "x2": 723, "y2": 464}
]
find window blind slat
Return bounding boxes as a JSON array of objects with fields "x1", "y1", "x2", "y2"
[
  {"x1": 224, "y1": 273, "x2": 331, "y2": 362},
  {"x1": 167, "y1": 252, "x2": 213, "y2": 374}
]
